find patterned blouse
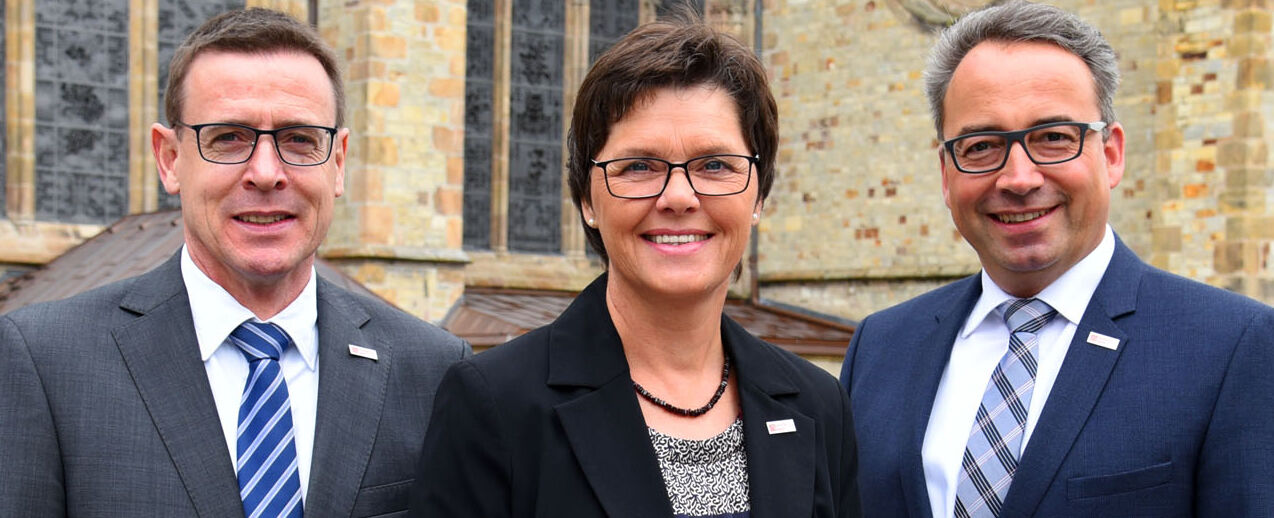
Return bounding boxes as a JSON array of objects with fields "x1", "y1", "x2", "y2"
[{"x1": 648, "y1": 418, "x2": 751, "y2": 518}]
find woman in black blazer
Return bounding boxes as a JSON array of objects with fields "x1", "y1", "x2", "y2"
[{"x1": 411, "y1": 9, "x2": 860, "y2": 518}]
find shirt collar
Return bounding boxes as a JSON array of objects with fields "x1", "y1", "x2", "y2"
[
  {"x1": 960, "y1": 225, "x2": 1116, "y2": 337},
  {"x1": 180, "y1": 245, "x2": 319, "y2": 369}
]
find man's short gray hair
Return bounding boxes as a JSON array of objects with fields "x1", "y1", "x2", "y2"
[{"x1": 923, "y1": 0, "x2": 1119, "y2": 139}]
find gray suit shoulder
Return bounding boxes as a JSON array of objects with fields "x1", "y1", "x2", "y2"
[
  {"x1": 1, "y1": 273, "x2": 151, "y2": 329},
  {"x1": 316, "y1": 276, "x2": 470, "y2": 361}
]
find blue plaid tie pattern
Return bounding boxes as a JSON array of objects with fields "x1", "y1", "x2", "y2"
[
  {"x1": 229, "y1": 321, "x2": 304, "y2": 518},
  {"x1": 954, "y1": 298, "x2": 1057, "y2": 518}
]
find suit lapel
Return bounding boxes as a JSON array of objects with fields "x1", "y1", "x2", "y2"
[
  {"x1": 550, "y1": 275, "x2": 674, "y2": 518},
  {"x1": 727, "y1": 318, "x2": 815, "y2": 518},
  {"x1": 112, "y1": 254, "x2": 245, "y2": 518},
  {"x1": 900, "y1": 277, "x2": 982, "y2": 518},
  {"x1": 304, "y1": 279, "x2": 386, "y2": 516},
  {"x1": 556, "y1": 380, "x2": 673, "y2": 518},
  {"x1": 1001, "y1": 240, "x2": 1141, "y2": 517}
]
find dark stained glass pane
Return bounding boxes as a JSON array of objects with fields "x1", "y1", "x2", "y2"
[
  {"x1": 463, "y1": 0, "x2": 495, "y2": 250},
  {"x1": 35, "y1": 0, "x2": 130, "y2": 223},
  {"x1": 589, "y1": 0, "x2": 638, "y2": 63},
  {"x1": 508, "y1": 0, "x2": 563, "y2": 253},
  {"x1": 155, "y1": 0, "x2": 244, "y2": 210}
]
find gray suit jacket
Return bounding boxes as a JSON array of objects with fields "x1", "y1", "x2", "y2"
[{"x1": 0, "y1": 253, "x2": 471, "y2": 517}]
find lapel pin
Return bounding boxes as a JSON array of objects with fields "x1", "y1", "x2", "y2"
[
  {"x1": 348, "y1": 344, "x2": 379, "y2": 361},
  {"x1": 766, "y1": 419, "x2": 797, "y2": 435},
  {"x1": 1086, "y1": 332, "x2": 1120, "y2": 351}
]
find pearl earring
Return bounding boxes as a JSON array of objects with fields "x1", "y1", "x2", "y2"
[
  {"x1": 587, "y1": 218, "x2": 596, "y2": 227},
  {"x1": 752, "y1": 213, "x2": 760, "y2": 222}
]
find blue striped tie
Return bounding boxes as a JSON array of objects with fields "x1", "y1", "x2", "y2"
[
  {"x1": 954, "y1": 298, "x2": 1057, "y2": 518},
  {"x1": 229, "y1": 321, "x2": 304, "y2": 518}
]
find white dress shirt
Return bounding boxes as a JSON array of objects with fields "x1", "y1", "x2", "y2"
[
  {"x1": 180, "y1": 246, "x2": 320, "y2": 500},
  {"x1": 922, "y1": 226, "x2": 1115, "y2": 518}
]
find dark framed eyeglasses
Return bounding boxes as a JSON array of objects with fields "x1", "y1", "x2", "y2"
[
  {"x1": 591, "y1": 154, "x2": 758, "y2": 199},
  {"x1": 942, "y1": 121, "x2": 1107, "y2": 174},
  {"x1": 174, "y1": 122, "x2": 338, "y2": 167}
]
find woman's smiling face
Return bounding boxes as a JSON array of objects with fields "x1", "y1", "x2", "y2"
[{"x1": 582, "y1": 84, "x2": 761, "y2": 301}]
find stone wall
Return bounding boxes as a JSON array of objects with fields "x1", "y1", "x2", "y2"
[
  {"x1": 3, "y1": 0, "x2": 1270, "y2": 326},
  {"x1": 317, "y1": 0, "x2": 471, "y2": 321},
  {"x1": 759, "y1": 0, "x2": 1274, "y2": 320}
]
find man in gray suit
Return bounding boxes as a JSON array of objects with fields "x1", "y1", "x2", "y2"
[{"x1": 0, "y1": 8, "x2": 469, "y2": 517}]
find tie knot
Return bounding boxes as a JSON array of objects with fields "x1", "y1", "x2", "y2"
[
  {"x1": 229, "y1": 321, "x2": 290, "y2": 362},
  {"x1": 1003, "y1": 298, "x2": 1057, "y2": 335}
]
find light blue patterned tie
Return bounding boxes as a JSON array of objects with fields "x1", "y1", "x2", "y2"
[
  {"x1": 954, "y1": 298, "x2": 1057, "y2": 518},
  {"x1": 229, "y1": 321, "x2": 304, "y2": 518}
]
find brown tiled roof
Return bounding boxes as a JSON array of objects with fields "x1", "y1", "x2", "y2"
[
  {"x1": 443, "y1": 287, "x2": 855, "y2": 357},
  {"x1": 3, "y1": 211, "x2": 855, "y2": 360},
  {"x1": 0, "y1": 210, "x2": 383, "y2": 314}
]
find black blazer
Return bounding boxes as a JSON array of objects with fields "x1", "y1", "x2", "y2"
[{"x1": 411, "y1": 274, "x2": 861, "y2": 517}]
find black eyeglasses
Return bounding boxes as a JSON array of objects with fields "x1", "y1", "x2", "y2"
[
  {"x1": 175, "y1": 122, "x2": 338, "y2": 166},
  {"x1": 943, "y1": 121, "x2": 1106, "y2": 174},
  {"x1": 591, "y1": 154, "x2": 758, "y2": 199}
]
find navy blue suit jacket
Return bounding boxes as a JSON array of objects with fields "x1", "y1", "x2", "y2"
[{"x1": 841, "y1": 238, "x2": 1274, "y2": 517}]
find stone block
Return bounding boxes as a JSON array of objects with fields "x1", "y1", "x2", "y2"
[
  {"x1": 365, "y1": 136, "x2": 400, "y2": 166},
  {"x1": 1217, "y1": 139, "x2": 1262, "y2": 168},
  {"x1": 1156, "y1": 81, "x2": 1172, "y2": 104},
  {"x1": 1155, "y1": 128, "x2": 1183, "y2": 148},
  {"x1": 1225, "y1": 166, "x2": 1269, "y2": 190},
  {"x1": 433, "y1": 126, "x2": 463, "y2": 154},
  {"x1": 446, "y1": 218, "x2": 463, "y2": 248},
  {"x1": 1237, "y1": 57, "x2": 1270, "y2": 88},
  {"x1": 1227, "y1": 216, "x2": 1274, "y2": 240},
  {"x1": 1228, "y1": 34, "x2": 1267, "y2": 57},
  {"x1": 360, "y1": 205, "x2": 395, "y2": 245},
  {"x1": 1232, "y1": 111, "x2": 1264, "y2": 138},
  {"x1": 348, "y1": 167, "x2": 384, "y2": 202},
  {"x1": 358, "y1": 262, "x2": 387, "y2": 283},
  {"x1": 1235, "y1": 9, "x2": 1272, "y2": 32},
  {"x1": 429, "y1": 77, "x2": 464, "y2": 98},
  {"x1": 1183, "y1": 183, "x2": 1208, "y2": 198},
  {"x1": 434, "y1": 26, "x2": 466, "y2": 52},
  {"x1": 369, "y1": 81, "x2": 401, "y2": 107},
  {"x1": 436, "y1": 186, "x2": 463, "y2": 215},
  {"x1": 416, "y1": 2, "x2": 440, "y2": 23},
  {"x1": 1214, "y1": 241, "x2": 1245, "y2": 274},
  {"x1": 447, "y1": 156, "x2": 464, "y2": 185},
  {"x1": 371, "y1": 35, "x2": 407, "y2": 58},
  {"x1": 1152, "y1": 225, "x2": 1184, "y2": 252}
]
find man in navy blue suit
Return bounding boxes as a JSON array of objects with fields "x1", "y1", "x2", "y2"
[{"x1": 841, "y1": 2, "x2": 1274, "y2": 517}]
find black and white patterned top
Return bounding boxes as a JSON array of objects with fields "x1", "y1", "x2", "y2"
[{"x1": 648, "y1": 418, "x2": 751, "y2": 518}]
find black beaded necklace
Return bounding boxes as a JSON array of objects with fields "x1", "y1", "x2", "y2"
[{"x1": 632, "y1": 355, "x2": 730, "y2": 417}]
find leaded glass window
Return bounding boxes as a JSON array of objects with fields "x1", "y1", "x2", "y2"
[
  {"x1": 463, "y1": 0, "x2": 494, "y2": 250},
  {"x1": 156, "y1": 0, "x2": 245, "y2": 210},
  {"x1": 35, "y1": 0, "x2": 130, "y2": 223},
  {"x1": 507, "y1": 0, "x2": 564, "y2": 253},
  {"x1": 589, "y1": 0, "x2": 638, "y2": 63}
]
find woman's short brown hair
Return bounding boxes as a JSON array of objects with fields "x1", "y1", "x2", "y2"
[
  {"x1": 566, "y1": 9, "x2": 778, "y2": 266},
  {"x1": 164, "y1": 8, "x2": 345, "y2": 128}
]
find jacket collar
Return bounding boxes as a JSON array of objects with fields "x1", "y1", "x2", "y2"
[
  {"x1": 547, "y1": 273, "x2": 814, "y2": 517},
  {"x1": 113, "y1": 253, "x2": 246, "y2": 517}
]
